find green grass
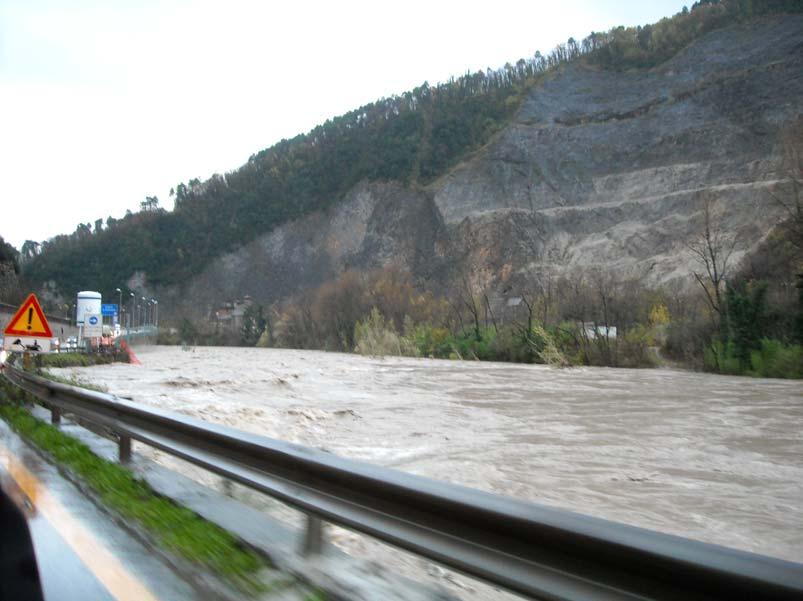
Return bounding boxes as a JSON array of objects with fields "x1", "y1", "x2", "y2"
[
  {"x1": 0, "y1": 382, "x2": 270, "y2": 594},
  {"x1": 39, "y1": 351, "x2": 129, "y2": 369}
]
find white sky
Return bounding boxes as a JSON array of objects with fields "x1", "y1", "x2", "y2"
[{"x1": 0, "y1": 0, "x2": 686, "y2": 249}]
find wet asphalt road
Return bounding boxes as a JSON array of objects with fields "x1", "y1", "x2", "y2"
[
  {"x1": 0, "y1": 419, "x2": 202, "y2": 601},
  {"x1": 27, "y1": 515, "x2": 114, "y2": 601}
]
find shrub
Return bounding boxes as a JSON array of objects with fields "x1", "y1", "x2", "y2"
[
  {"x1": 39, "y1": 351, "x2": 128, "y2": 368},
  {"x1": 552, "y1": 322, "x2": 588, "y2": 366},
  {"x1": 704, "y1": 338, "x2": 801, "y2": 379},
  {"x1": 406, "y1": 323, "x2": 452, "y2": 358},
  {"x1": 704, "y1": 340, "x2": 742, "y2": 375},
  {"x1": 448, "y1": 327, "x2": 503, "y2": 361},
  {"x1": 528, "y1": 324, "x2": 567, "y2": 366},
  {"x1": 664, "y1": 316, "x2": 714, "y2": 368},
  {"x1": 750, "y1": 340, "x2": 803, "y2": 379},
  {"x1": 618, "y1": 325, "x2": 657, "y2": 368},
  {"x1": 354, "y1": 308, "x2": 418, "y2": 357}
]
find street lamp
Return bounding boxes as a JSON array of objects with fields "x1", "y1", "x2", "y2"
[
  {"x1": 115, "y1": 288, "x2": 122, "y2": 330},
  {"x1": 141, "y1": 297, "x2": 146, "y2": 328},
  {"x1": 152, "y1": 299, "x2": 158, "y2": 328},
  {"x1": 129, "y1": 292, "x2": 135, "y2": 329}
]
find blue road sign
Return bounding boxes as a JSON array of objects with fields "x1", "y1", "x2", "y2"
[
  {"x1": 88, "y1": 315, "x2": 99, "y2": 326},
  {"x1": 101, "y1": 303, "x2": 118, "y2": 316}
]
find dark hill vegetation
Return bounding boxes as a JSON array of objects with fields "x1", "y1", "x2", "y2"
[
  {"x1": 0, "y1": 236, "x2": 21, "y2": 304},
  {"x1": 22, "y1": 0, "x2": 801, "y2": 300}
]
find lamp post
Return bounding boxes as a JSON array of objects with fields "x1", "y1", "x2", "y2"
[
  {"x1": 152, "y1": 299, "x2": 158, "y2": 328},
  {"x1": 129, "y1": 292, "x2": 135, "y2": 330},
  {"x1": 141, "y1": 297, "x2": 146, "y2": 328},
  {"x1": 62, "y1": 304, "x2": 70, "y2": 341},
  {"x1": 115, "y1": 288, "x2": 122, "y2": 330}
]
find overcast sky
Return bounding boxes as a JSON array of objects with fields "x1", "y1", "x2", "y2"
[{"x1": 0, "y1": 0, "x2": 686, "y2": 249}]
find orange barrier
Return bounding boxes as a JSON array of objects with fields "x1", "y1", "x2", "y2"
[{"x1": 119, "y1": 340, "x2": 141, "y2": 365}]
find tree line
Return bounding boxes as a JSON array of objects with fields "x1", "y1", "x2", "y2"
[
  {"x1": 168, "y1": 206, "x2": 802, "y2": 379},
  {"x1": 0, "y1": 236, "x2": 22, "y2": 305}
]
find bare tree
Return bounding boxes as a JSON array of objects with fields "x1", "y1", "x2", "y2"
[
  {"x1": 590, "y1": 270, "x2": 618, "y2": 365},
  {"x1": 460, "y1": 276, "x2": 482, "y2": 341},
  {"x1": 554, "y1": 271, "x2": 594, "y2": 365},
  {"x1": 482, "y1": 291, "x2": 498, "y2": 333},
  {"x1": 686, "y1": 196, "x2": 736, "y2": 323},
  {"x1": 768, "y1": 118, "x2": 803, "y2": 252},
  {"x1": 515, "y1": 267, "x2": 555, "y2": 336}
]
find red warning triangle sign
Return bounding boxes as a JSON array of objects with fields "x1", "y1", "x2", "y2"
[{"x1": 4, "y1": 293, "x2": 53, "y2": 338}]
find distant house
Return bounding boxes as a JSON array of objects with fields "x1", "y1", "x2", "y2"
[
  {"x1": 498, "y1": 296, "x2": 524, "y2": 324},
  {"x1": 581, "y1": 322, "x2": 617, "y2": 339},
  {"x1": 212, "y1": 296, "x2": 253, "y2": 331}
]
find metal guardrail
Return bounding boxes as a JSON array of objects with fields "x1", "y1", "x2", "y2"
[{"x1": 3, "y1": 364, "x2": 803, "y2": 600}]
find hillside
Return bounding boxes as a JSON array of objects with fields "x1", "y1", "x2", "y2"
[
  {"x1": 173, "y1": 10, "x2": 802, "y2": 319},
  {"x1": 22, "y1": 1, "x2": 803, "y2": 323},
  {"x1": 0, "y1": 237, "x2": 21, "y2": 304}
]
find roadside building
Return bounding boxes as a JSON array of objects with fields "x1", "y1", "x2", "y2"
[{"x1": 212, "y1": 296, "x2": 253, "y2": 332}]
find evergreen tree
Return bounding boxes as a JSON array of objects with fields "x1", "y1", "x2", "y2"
[
  {"x1": 241, "y1": 305, "x2": 267, "y2": 346},
  {"x1": 726, "y1": 282, "x2": 768, "y2": 369}
]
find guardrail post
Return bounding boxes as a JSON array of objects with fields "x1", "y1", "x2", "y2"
[
  {"x1": 118, "y1": 435, "x2": 132, "y2": 463},
  {"x1": 50, "y1": 407, "x2": 61, "y2": 426},
  {"x1": 301, "y1": 514, "x2": 324, "y2": 556}
]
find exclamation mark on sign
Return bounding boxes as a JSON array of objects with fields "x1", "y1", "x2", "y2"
[{"x1": 27, "y1": 307, "x2": 33, "y2": 330}]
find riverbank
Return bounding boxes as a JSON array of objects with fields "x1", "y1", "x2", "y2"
[{"x1": 38, "y1": 351, "x2": 130, "y2": 369}]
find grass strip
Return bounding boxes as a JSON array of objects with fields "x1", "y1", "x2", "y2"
[
  {"x1": 39, "y1": 352, "x2": 128, "y2": 369},
  {"x1": 0, "y1": 383, "x2": 269, "y2": 594}
]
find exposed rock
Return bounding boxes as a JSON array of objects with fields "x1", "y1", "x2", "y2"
[
  {"x1": 0, "y1": 261, "x2": 19, "y2": 302},
  {"x1": 432, "y1": 15, "x2": 802, "y2": 285},
  {"x1": 167, "y1": 15, "x2": 802, "y2": 315},
  {"x1": 176, "y1": 182, "x2": 449, "y2": 315}
]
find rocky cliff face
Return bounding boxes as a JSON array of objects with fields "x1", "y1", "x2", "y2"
[
  {"x1": 178, "y1": 182, "x2": 450, "y2": 313},
  {"x1": 172, "y1": 15, "x2": 802, "y2": 316}
]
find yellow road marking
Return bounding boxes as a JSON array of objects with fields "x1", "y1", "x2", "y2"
[{"x1": 0, "y1": 441, "x2": 160, "y2": 601}]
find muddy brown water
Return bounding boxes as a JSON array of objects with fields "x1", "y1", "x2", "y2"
[{"x1": 60, "y1": 346, "x2": 803, "y2": 599}]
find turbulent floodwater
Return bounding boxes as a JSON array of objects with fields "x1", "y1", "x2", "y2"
[{"x1": 61, "y1": 346, "x2": 803, "y2": 598}]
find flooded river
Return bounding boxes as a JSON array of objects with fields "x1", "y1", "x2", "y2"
[{"x1": 63, "y1": 346, "x2": 803, "y2": 598}]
